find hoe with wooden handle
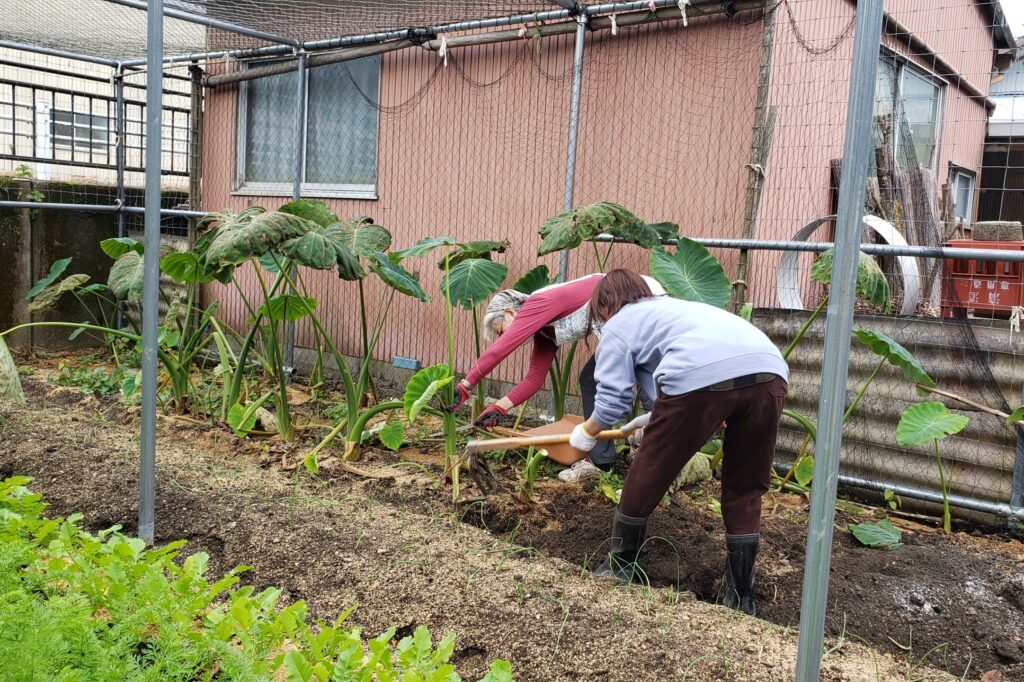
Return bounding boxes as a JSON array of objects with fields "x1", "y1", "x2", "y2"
[{"x1": 464, "y1": 428, "x2": 631, "y2": 495}]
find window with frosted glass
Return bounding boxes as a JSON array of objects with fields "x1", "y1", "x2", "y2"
[{"x1": 238, "y1": 56, "x2": 380, "y2": 193}]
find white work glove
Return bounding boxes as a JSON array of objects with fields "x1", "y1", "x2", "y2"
[
  {"x1": 621, "y1": 413, "x2": 651, "y2": 434},
  {"x1": 623, "y1": 413, "x2": 651, "y2": 463},
  {"x1": 569, "y1": 423, "x2": 598, "y2": 452}
]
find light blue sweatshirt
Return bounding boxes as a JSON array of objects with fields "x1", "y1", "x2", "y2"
[{"x1": 591, "y1": 297, "x2": 789, "y2": 428}]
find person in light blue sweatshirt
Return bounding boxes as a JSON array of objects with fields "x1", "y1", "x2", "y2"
[{"x1": 568, "y1": 269, "x2": 788, "y2": 615}]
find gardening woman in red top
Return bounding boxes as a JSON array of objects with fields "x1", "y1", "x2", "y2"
[{"x1": 445, "y1": 273, "x2": 664, "y2": 482}]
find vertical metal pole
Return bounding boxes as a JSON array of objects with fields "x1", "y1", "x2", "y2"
[
  {"x1": 138, "y1": 0, "x2": 165, "y2": 545},
  {"x1": 794, "y1": 1, "x2": 883, "y2": 679},
  {"x1": 550, "y1": 14, "x2": 587, "y2": 419},
  {"x1": 283, "y1": 51, "x2": 306, "y2": 375},
  {"x1": 1011, "y1": 382, "x2": 1024, "y2": 513},
  {"x1": 559, "y1": 14, "x2": 587, "y2": 282},
  {"x1": 114, "y1": 66, "x2": 126, "y2": 331}
]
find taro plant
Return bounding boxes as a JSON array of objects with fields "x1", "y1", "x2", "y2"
[
  {"x1": 896, "y1": 401, "x2": 969, "y2": 534},
  {"x1": 535, "y1": 202, "x2": 680, "y2": 419},
  {"x1": 198, "y1": 200, "x2": 427, "y2": 447},
  {"x1": 388, "y1": 237, "x2": 510, "y2": 497},
  {"x1": 516, "y1": 446, "x2": 547, "y2": 504},
  {"x1": 782, "y1": 249, "x2": 891, "y2": 360},
  {"x1": 777, "y1": 329, "x2": 935, "y2": 491}
]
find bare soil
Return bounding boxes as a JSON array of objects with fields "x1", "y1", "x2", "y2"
[{"x1": 3, "y1": 370, "x2": 1023, "y2": 681}]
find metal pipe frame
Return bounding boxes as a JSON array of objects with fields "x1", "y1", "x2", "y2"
[
  {"x1": 115, "y1": 67, "x2": 127, "y2": 330},
  {"x1": 120, "y1": 0, "x2": 744, "y2": 71},
  {"x1": 283, "y1": 52, "x2": 307, "y2": 376},
  {"x1": 559, "y1": 14, "x2": 587, "y2": 283},
  {"x1": 834, "y1": 472, "x2": 1024, "y2": 522},
  {"x1": 592, "y1": 234, "x2": 1024, "y2": 262},
  {"x1": 0, "y1": 39, "x2": 119, "y2": 67},
  {"x1": 795, "y1": 1, "x2": 884, "y2": 679},
  {"x1": 101, "y1": 0, "x2": 299, "y2": 47},
  {"x1": 137, "y1": 0, "x2": 164, "y2": 547}
]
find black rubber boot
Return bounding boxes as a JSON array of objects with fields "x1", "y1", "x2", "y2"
[
  {"x1": 722, "y1": 533, "x2": 759, "y2": 616},
  {"x1": 593, "y1": 509, "x2": 648, "y2": 582}
]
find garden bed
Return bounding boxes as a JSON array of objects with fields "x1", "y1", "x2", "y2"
[{"x1": 3, "y1": 366, "x2": 1023, "y2": 680}]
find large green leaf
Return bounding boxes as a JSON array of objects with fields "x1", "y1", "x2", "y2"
[
  {"x1": 849, "y1": 519, "x2": 903, "y2": 550},
  {"x1": 0, "y1": 336, "x2": 25, "y2": 405},
  {"x1": 608, "y1": 221, "x2": 680, "y2": 249},
  {"x1": 853, "y1": 329, "x2": 935, "y2": 389},
  {"x1": 811, "y1": 250, "x2": 891, "y2": 312},
  {"x1": 537, "y1": 202, "x2": 644, "y2": 256},
  {"x1": 440, "y1": 239, "x2": 510, "y2": 268},
  {"x1": 27, "y1": 273, "x2": 91, "y2": 313},
  {"x1": 367, "y1": 251, "x2": 429, "y2": 301},
  {"x1": 278, "y1": 229, "x2": 340, "y2": 271},
  {"x1": 403, "y1": 364, "x2": 453, "y2": 423},
  {"x1": 391, "y1": 236, "x2": 457, "y2": 261},
  {"x1": 378, "y1": 421, "x2": 405, "y2": 451},
  {"x1": 896, "y1": 401, "x2": 969, "y2": 447},
  {"x1": 202, "y1": 210, "x2": 312, "y2": 266},
  {"x1": 278, "y1": 198, "x2": 337, "y2": 227},
  {"x1": 258, "y1": 294, "x2": 317, "y2": 322},
  {"x1": 278, "y1": 226, "x2": 365, "y2": 279},
  {"x1": 512, "y1": 264, "x2": 554, "y2": 295},
  {"x1": 26, "y1": 257, "x2": 72, "y2": 300},
  {"x1": 160, "y1": 252, "x2": 217, "y2": 285},
  {"x1": 108, "y1": 251, "x2": 145, "y2": 301},
  {"x1": 649, "y1": 239, "x2": 731, "y2": 308},
  {"x1": 329, "y1": 218, "x2": 391, "y2": 259},
  {"x1": 99, "y1": 237, "x2": 143, "y2": 260},
  {"x1": 442, "y1": 258, "x2": 508, "y2": 310}
]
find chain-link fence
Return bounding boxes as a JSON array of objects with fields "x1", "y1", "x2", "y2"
[{"x1": 2, "y1": 0, "x2": 1022, "y2": 525}]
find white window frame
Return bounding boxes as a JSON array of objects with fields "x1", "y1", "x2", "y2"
[
  {"x1": 233, "y1": 59, "x2": 381, "y2": 200},
  {"x1": 948, "y1": 163, "x2": 977, "y2": 227},
  {"x1": 50, "y1": 108, "x2": 110, "y2": 154},
  {"x1": 879, "y1": 49, "x2": 946, "y2": 176}
]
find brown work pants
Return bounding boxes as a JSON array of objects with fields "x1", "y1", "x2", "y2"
[{"x1": 618, "y1": 376, "x2": 787, "y2": 535}]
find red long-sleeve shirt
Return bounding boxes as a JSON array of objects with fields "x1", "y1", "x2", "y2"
[{"x1": 465, "y1": 274, "x2": 602, "y2": 405}]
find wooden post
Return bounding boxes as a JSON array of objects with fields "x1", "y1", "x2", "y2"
[{"x1": 734, "y1": 2, "x2": 777, "y2": 311}]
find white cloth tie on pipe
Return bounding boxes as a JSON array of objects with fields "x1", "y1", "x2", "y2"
[
  {"x1": 610, "y1": 13, "x2": 618, "y2": 35},
  {"x1": 518, "y1": 25, "x2": 528, "y2": 38},
  {"x1": 649, "y1": 0, "x2": 658, "y2": 12},
  {"x1": 678, "y1": 0, "x2": 691, "y2": 26},
  {"x1": 1011, "y1": 306, "x2": 1022, "y2": 336},
  {"x1": 438, "y1": 35, "x2": 448, "y2": 67}
]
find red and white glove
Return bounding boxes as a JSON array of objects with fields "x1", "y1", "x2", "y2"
[{"x1": 445, "y1": 381, "x2": 472, "y2": 412}]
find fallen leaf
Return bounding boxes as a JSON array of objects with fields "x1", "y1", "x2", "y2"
[{"x1": 981, "y1": 670, "x2": 1003, "y2": 682}]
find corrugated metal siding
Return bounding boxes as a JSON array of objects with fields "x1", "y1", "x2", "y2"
[
  {"x1": 762, "y1": 310, "x2": 1023, "y2": 511},
  {"x1": 993, "y1": 58, "x2": 1024, "y2": 95}
]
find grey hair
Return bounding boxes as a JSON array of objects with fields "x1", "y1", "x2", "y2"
[{"x1": 482, "y1": 289, "x2": 529, "y2": 342}]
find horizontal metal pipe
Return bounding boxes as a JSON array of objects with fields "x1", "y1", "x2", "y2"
[
  {"x1": 0, "y1": 39, "x2": 119, "y2": 67},
  {"x1": 837, "y1": 472, "x2": 1024, "y2": 521},
  {"x1": 0, "y1": 200, "x2": 206, "y2": 218},
  {"x1": 133, "y1": 0, "x2": 736, "y2": 71},
  {"x1": 121, "y1": 206, "x2": 208, "y2": 218},
  {"x1": 591, "y1": 234, "x2": 1024, "y2": 262},
  {"x1": 204, "y1": 40, "x2": 413, "y2": 87},
  {"x1": 0, "y1": 200, "x2": 122, "y2": 212},
  {"x1": 100, "y1": 0, "x2": 299, "y2": 47}
]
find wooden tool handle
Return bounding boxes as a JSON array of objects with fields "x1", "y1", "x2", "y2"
[{"x1": 466, "y1": 429, "x2": 626, "y2": 454}]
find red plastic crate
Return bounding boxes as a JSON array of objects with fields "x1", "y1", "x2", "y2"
[{"x1": 941, "y1": 239, "x2": 1024, "y2": 319}]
